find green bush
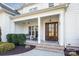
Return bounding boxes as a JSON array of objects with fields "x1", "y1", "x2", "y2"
[
  {"x1": 7, "y1": 34, "x2": 26, "y2": 46},
  {"x1": 0, "y1": 42, "x2": 15, "y2": 54},
  {"x1": 0, "y1": 42, "x2": 3, "y2": 45}
]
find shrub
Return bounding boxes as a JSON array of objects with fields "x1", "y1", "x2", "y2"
[
  {"x1": 0, "y1": 42, "x2": 3, "y2": 45},
  {"x1": 7, "y1": 34, "x2": 26, "y2": 46},
  {"x1": 0, "y1": 42, "x2": 15, "y2": 54}
]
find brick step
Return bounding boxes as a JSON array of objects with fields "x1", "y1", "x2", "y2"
[
  {"x1": 36, "y1": 44, "x2": 64, "y2": 51},
  {"x1": 35, "y1": 47, "x2": 64, "y2": 52},
  {"x1": 26, "y1": 42, "x2": 64, "y2": 51}
]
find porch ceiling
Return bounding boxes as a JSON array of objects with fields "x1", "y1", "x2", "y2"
[{"x1": 15, "y1": 18, "x2": 38, "y2": 24}]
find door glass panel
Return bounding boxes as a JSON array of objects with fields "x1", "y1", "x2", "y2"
[
  {"x1": 48, "y1": 24, "x2": 54, "y2": 37},
  {"x1": 56, "y1": 24, "x2": 58, "y2": 37},
  {"x1": 35, "y1": 26, "x2": 38, "y2": 39},
  {"x1": 32, "y1": 26, "x2": 34, "y2": 35},
  {"x1": 29, "y1": 26, "x2": 31, "y2": 35},
  {"x1": 49, "y1": 24, "x2": 52, "y2": 36},
  {"x1": 52, "y1": 24, "x2": 54, "y2": 36}
]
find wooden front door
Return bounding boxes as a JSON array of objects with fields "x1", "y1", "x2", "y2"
[{"x1": 45, "y1": 22, "x2": 58, "y2": 41}]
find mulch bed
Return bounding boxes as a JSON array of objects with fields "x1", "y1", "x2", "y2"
[{"x1": 0, "y1": 45, "x2": 35, "y2": 56}]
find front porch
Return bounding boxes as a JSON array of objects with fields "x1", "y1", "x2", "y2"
[
  {"x1": 14, "y1": 13, "x2": 64, "y2": 47},
  {"x1": 11, "y1": 4, "x2": 67, "y2": 47}
]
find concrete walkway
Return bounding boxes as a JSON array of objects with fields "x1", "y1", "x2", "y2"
[{"x1": 12, "y1": 49, "x2": 64, "y2": 56}]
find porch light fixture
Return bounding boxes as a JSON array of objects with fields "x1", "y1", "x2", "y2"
[
  {"x1": 27, "y1": 21, "x2": 30, "y2": 24},
  {"x1": 49, "y1": 16, "x2": 52, "y2": 22}
]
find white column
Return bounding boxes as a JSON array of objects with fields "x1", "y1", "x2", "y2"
[
  {"x1": 59, "y1": 13, "x2": 65, "y2": 46},
  {"x1": 38, "y1": 17, "x2": 41, "y2": 44}
]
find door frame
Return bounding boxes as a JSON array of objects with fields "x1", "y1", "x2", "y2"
[{"x1": 45, "y1": 22, "x2": 58, "y2": 41}]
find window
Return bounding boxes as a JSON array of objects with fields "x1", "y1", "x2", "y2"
[
  {"x1": 29, "y1": 26, "x2": 31, "y2": 35},
  {"x1": 29, "y1": 7, "x2": 37, "y2": 12},
  {"x1": 32, "y1": 26, "x2": 34, "y2": 35},
  {"x1": 49, "y1": 3, "x2": 54, "y2": 7},
  {"x1": 28, "y1": 26, "x2": 38, "y2": 40}
]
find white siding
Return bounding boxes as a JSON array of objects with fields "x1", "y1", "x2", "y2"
[
  {"x1": 19, "y1": 3, "x2": 49, "y2": 14},
  {"x1": 15, "y1": 22, "x2": 25, "y2": 34},
  {"x1": 0, "y1": 12, "x2": 13, "y2": 42},
  {"x1": 65, "y1": 4, "x2": 79, "y2": 47},
  {"x1": 19, "y1": 3, "x2": 65, "y2": 14}
]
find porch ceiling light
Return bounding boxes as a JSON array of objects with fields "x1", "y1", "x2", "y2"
[
  {"x1": 49, "y1": 16, "x2": 52, "y2": 22},
  {"x1": 27, "y1": 21, "x2": 30, "y2": 24}
]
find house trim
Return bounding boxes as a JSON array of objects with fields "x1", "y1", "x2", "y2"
[{"x1": 11, "y1": 4, "x2": 68, "y2": 20}]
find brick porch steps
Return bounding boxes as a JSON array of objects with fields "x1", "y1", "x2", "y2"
[
  {"x1": 35, "y1": 44, "x2": 64, "y2": 52},
  {"x1": 26, "y1": 41, "x2": 64, "y2": 52}
]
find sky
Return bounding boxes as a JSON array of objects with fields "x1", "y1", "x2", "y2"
[{"x1": 5, "y1": 3, "x2": 24, "y2": 10}]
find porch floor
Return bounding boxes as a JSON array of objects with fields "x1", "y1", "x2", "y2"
[{"x1": 26, "y1": 40, "x2": 59, "y2": 46}]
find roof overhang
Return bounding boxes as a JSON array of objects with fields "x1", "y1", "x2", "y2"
[{"x1": 0, "y1": 3, "x2": 20, "y2": 16}]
